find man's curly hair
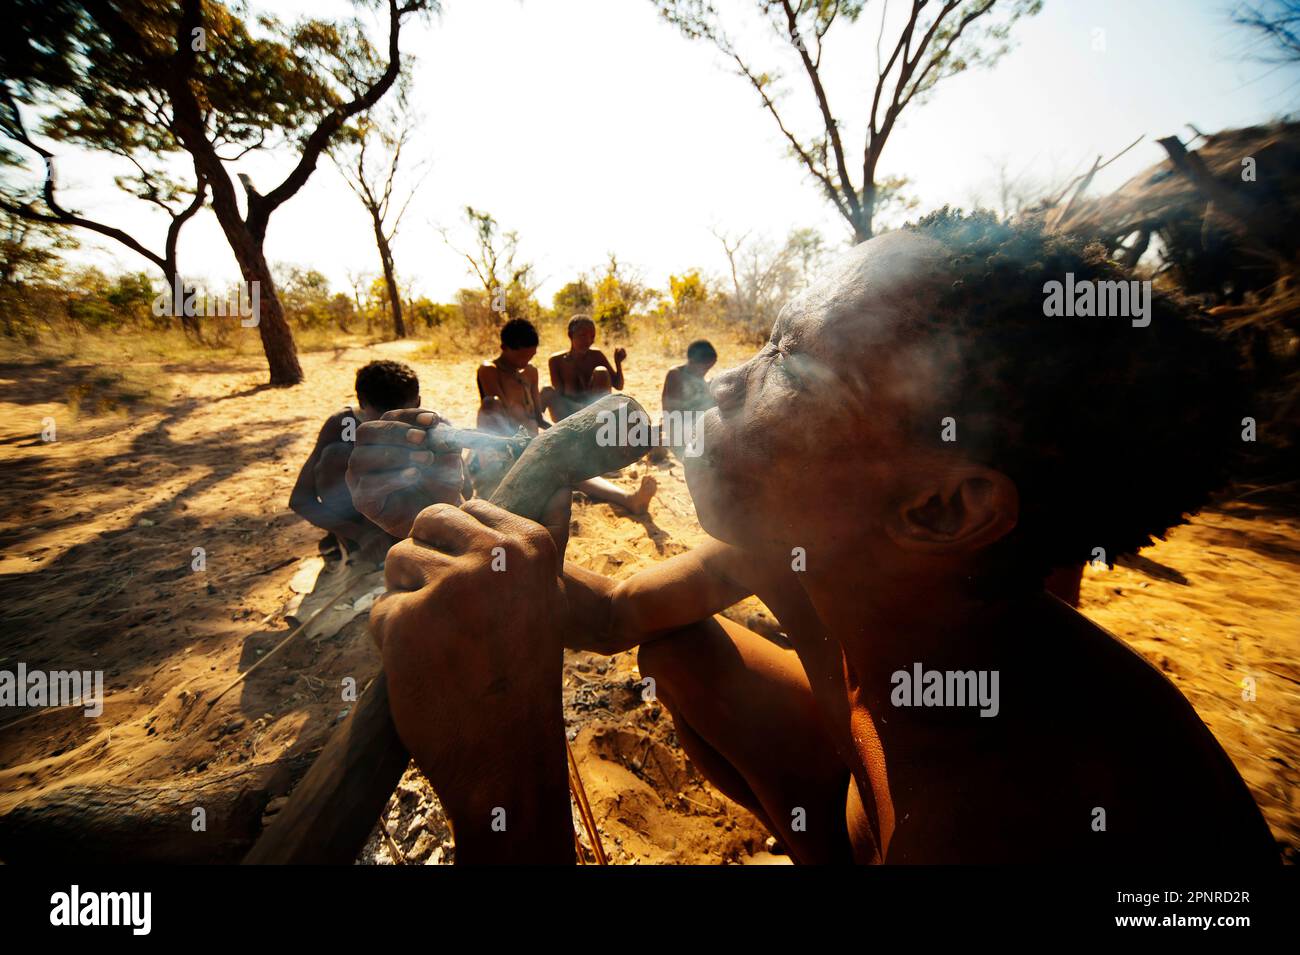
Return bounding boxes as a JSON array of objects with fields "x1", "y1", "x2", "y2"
[
  {"x1": 355, "y1": 360, "x2": 420, "y2": 414},
  {"x1": 904, "y1": 208, "x2": 1246, "y2": 580}
]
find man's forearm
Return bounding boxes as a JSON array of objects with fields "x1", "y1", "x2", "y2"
[
  {"x1": 448, "y1": 748, "x2": 574, "y2": 864},
  {"x1": 559, "y1": 561, "x2": 625, "y2": 654}
]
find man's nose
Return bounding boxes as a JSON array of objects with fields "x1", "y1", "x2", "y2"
[{"x1": 710, "y1": 363, "x2": 747, "y2": 412}]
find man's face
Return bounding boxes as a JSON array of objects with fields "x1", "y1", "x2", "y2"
[
  {"x1": 686, "y1": 232, "x2": 954, "y2": 558},
  {"x1": 568, "y1": 323, "x2": 596, "y2": 354},
  {"x1": 688, "y1": 358, "x2": 716, "y2": 377},
  {"x1": 502, "y1": 345, "x2": 537, "y2": 369}
]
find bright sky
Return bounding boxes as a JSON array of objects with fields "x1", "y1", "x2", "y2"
[{"x1": 29, "y1": 0, "x2": 1300, "y2": 303}]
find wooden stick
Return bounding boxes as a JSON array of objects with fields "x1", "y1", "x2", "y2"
[{"x1": 567, "y1": 737, "x2": 607, "y2": 865}]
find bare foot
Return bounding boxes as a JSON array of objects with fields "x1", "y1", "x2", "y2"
[{"x1": 625, "y1": 475, "x2": 657, "y2": 515}]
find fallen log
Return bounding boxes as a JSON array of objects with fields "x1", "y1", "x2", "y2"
[
  {"x1": 0, "y1": 758, "x2": 307, "y2": 864},
  {"x1": 244, "y1": 394, "x2": 653, "y2": 864}
]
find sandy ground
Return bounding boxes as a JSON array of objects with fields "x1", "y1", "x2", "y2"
[{"x1": 0, "y1": 338, "x2": 1295, "y2": 864}]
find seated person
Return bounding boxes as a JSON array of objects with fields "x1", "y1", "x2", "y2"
[
  {"x1": 350, "y1": 211, "x2": 1278, "y2": 864},
  {"x1": 473, "y1": 318, "x2": 655, "y2": 513},
  {"x1": 289, "y1": 359, "x2": 421, "y2": 561},
  {"x1": 546, "y1": 316, "x2": 626, "y2": 422},
  {"x1": 661, "y1": 338, "x2": 718, "y2": 455}
]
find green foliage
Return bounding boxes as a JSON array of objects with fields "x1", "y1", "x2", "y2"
[
  {"x1": 410, "y1": 297, "x2": 456, "y2": 330},
  {"x1": 448, "y1": 206, "x2": 538, "y2": 320},
  {"x1": 552, "y1": 279, "x2": 593, "y2": 318},
  {"x1": 593, "y1": 272, "x2": 630, "y2": 337},
  {"x1": 272, "y1": 265, "x2": 366, "y2": 332},
  {"x1": 669, "y1": 269, "x2": 708, "y2": 310}
]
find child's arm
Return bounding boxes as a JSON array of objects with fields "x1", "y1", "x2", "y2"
[
  {"x1": 611, "y1": 346, "x2": 626, "y2": 390},
  {"x1": 526, "y1": 366, "x2": 551, "y2": 430},
  {"x1": 592, "y1": 348, "x2": 625, "y2": 390},
  {"x1": 476, "y1": 363, "x2": 504, "y2": 403},
  {"x1": 560, "y1": 537, "x2": 753, "y2": 654},
  {"x1": 288, "y1": 414, "x2": 371, "y2": 540},
  {"x1": 474, "y1": 364, "x2": 511, "y2": 434},
  {"x1": 661, "y1": 367, "x2": 684, "y2": 414},
  {"x1": 547, "y1": 353, "x2": 565, "y2": 393}
]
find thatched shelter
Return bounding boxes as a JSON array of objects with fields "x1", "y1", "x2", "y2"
[
  {"x1": 1054, "y1": 121, "x2": 1300, "y2": 305},
  {"x1": 1042, "y1": 121, "x2": 1300, "y2": 473}
]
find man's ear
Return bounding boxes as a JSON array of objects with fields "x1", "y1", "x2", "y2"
[{"x1": 885, "y1": 466, "x2": 1019, "y2": 554}]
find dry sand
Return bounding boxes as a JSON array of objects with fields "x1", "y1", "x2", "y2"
[{"x1": 0, "y1": 339, "x2": 1295, "y2": 863}]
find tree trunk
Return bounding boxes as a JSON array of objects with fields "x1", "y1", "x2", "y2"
[
  {"x1": 223, "y1": 226, "x2": 303, "y2": 386},
  {"x1": 855, "y1": 181, "x2": 876, "y2": 244},
  {"x1": 195, "y1": 160, "x2": 304, "y2": 386},
  {"x1": 372, "y1": 213, "x2": 405, "y2": 338},
  {"x1": 0, "y1": 758, "x2": 307, "y2": 863},
  {"x1": 162, "y1": 266, "x2": 203, "y2": 343}
]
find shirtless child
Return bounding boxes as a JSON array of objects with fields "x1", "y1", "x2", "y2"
[
  {"x1": 660, "y1": 339, "x2": 717, "y2": 456},
  {"x1": 546, "y1": 315, "x2": 625, "y2": 422},
  {"x1": 349, "y1": 211, "x2": 1278, "y2": 864},
  {"x1": 474, "y1": 318, "x2": 656, "y2": 512},
  {"x1": 289, "y1": 360, "x2": 420, "y2": 561}
]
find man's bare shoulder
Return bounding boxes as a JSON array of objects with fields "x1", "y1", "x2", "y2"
[
  {"x1": 1012, "y1": 598, "x2": 1272, "y2": 845},
  {"x1": 890, "y1": 595, "x2": 1277, "y2": 862}
]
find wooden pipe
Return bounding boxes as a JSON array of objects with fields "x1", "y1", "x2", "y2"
[{"x1": 243, "y1": 394, "x2": 651, "y2": 864}]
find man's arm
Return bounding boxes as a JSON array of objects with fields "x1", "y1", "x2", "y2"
[
  {"x1": 373, "y1": 501, "x2": 574, "y2": 864},
  {"x1": 560, "y1": 537, "x2": 754, "y2": 654}
]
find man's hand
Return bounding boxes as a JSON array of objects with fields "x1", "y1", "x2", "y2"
[
  {"x1": 346, "y1": 409, "x2": 465, "y2": 539},
  {"x1": 370, "y1": 500, "x2": 574, "y2": 862},
  {"x1": 613, "y1": 346, "x2": 627, "y2": 365}
]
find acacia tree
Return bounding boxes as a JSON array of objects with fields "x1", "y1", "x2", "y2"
[
  {"x1": 655, "y1": 0, "x2": 1040, "y2": 241},
  {"x1": 0, "y1": 11, "x2": 209, "y2": 339},
  {"x1": 80, "y1": 0, "x2": 433, "y2": 384},
  {"x1": 442, "y1": 207, "x2": 540, "y2": 325},
  {"x1": 331, "y1": 82, "x2": 427, "y2": 339},
  {"x1": 715, "y1": 226, "x2": 827, "y2": 336}
]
